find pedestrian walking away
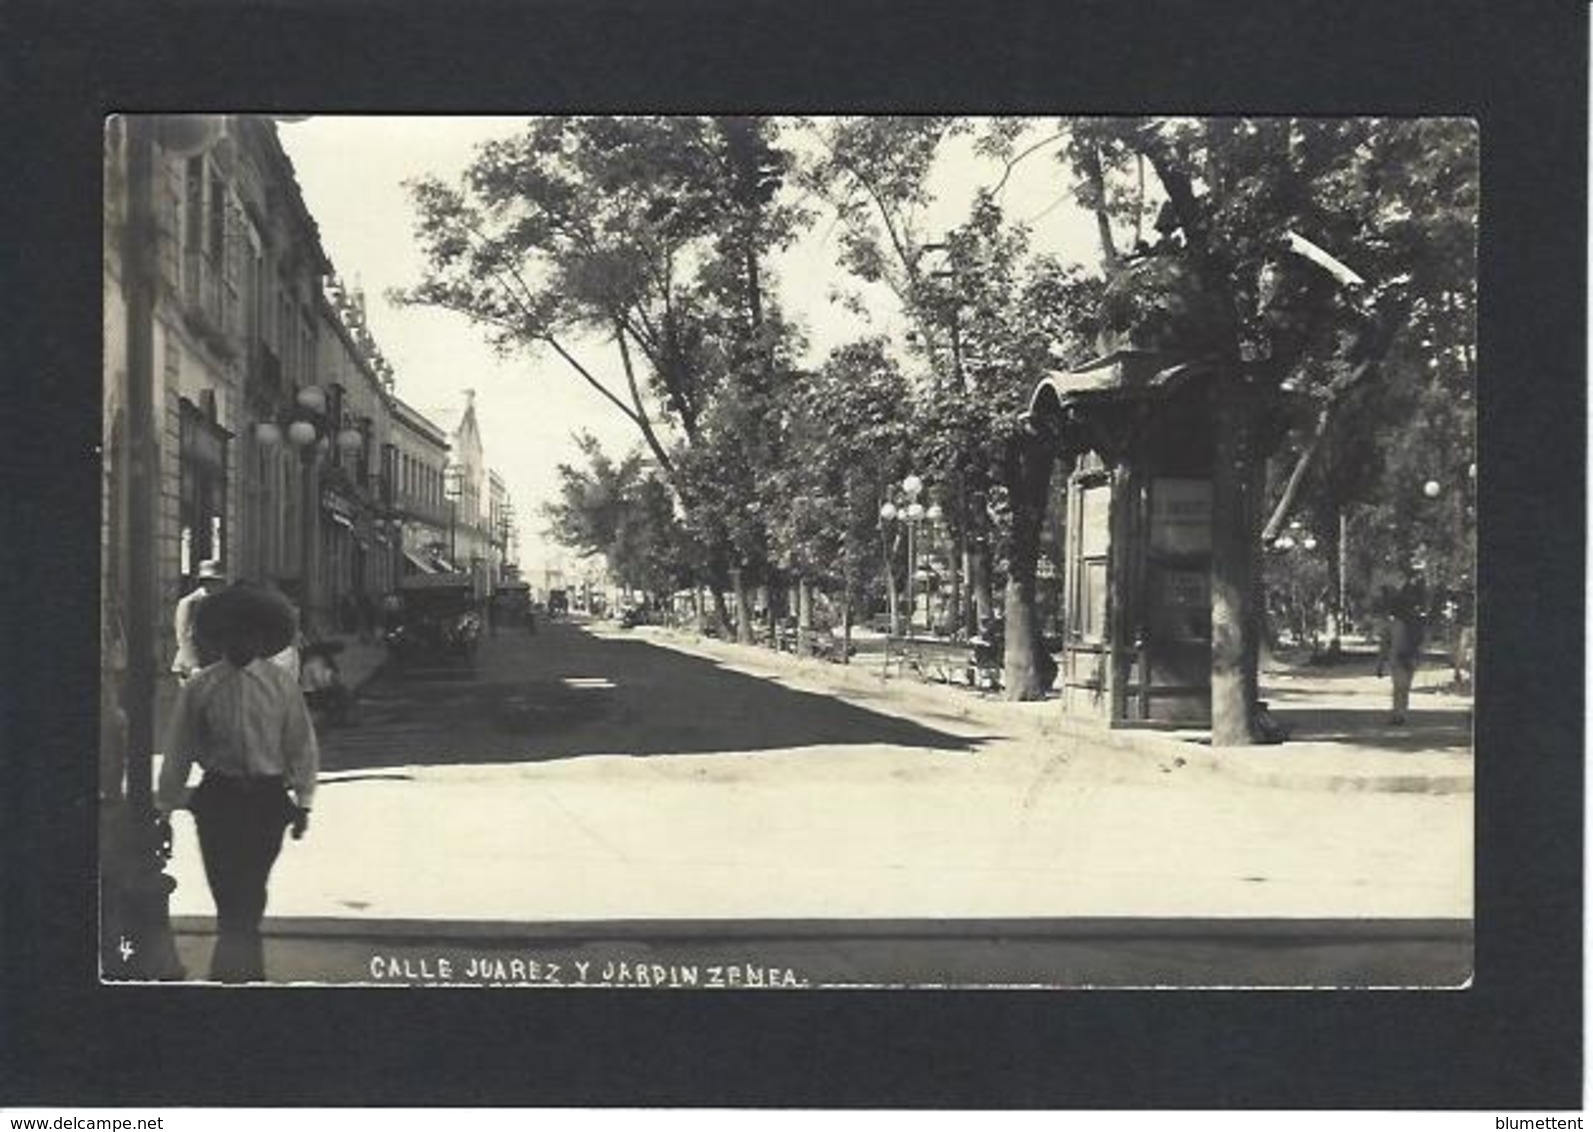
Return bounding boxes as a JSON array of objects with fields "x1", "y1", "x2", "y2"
[
  {"x1": 170, "y1": 558, "x2": 225, "y2": 684},
  {"x1": 156, "y1": 582, "x2": 320, "y2": 983},
  {"x1": 1377, "y1": 580, "x2": 1427, "y2": 725}
]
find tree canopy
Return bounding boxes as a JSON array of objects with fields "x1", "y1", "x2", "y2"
[{"x1": 405, "y1": 116, "x2": 1476, "y2": 717}]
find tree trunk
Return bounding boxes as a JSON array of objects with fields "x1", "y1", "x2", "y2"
[
  {"x1": 1002, "y1": 432, "x2": 1056, "y2": 700},
  {"x1": 880, "y1": 525, "x2": 900, "y2": 637},
  {"x1": 961, "y1": 544, "x2": 975, "y2": 635},
  {"x1": 1323, "y1": 506, "x2": 1345, "y2": 658},
  {"x1": 765, "y1": 576, "x2": 783, "y2": 648},
  {"x1": 1211, "y1": 372, "x2": 1263, "y2": 746},
  {"x1": 841, "y1": 477, "x2": 856, "y2": 665},
  {"x1": 730, "y1": 568, "x2": 754, "y2": 644},
  {"x1": 948, "y1": 474, "x2": 965, "y2": 636},
  {"x1": 705, "y1": 550, "x2": 734, "y2": 639},
  {"x1": 1261, "y1": 407, "x2": 1329, "y2": 544},
  {"x1": 967, "y1": 487, "x2": 995, "y2": 630},
  {"x1": 840, "y1": 594, "x2": 852, "y2": 665},
  {"x1": 796, "y1": 576, "x2": 813, "y2": 658}
]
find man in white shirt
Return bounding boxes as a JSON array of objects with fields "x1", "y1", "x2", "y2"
[
  {"x1": 170, "y1": 559, "x2": 225, "y2": 683},
  {"x1": 158, "y1": 623, "x2": 319, "y2": 983}
]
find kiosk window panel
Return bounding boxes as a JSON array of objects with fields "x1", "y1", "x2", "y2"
[
  {"x1": 1153, "y1": 565, "x2": 1212, "y2": 642},
  {"x1": 1079, "y1": 483, "x2": 1111, "y2": 558},
  {"x1": 1080, "y1": 557, "x2": 1109, "y2": 643},
  {"x1": 1150, "y1": 478, "x2": 1212, "y2": 555}
]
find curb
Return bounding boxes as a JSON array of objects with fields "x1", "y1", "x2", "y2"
[
  {"x1": 172, "y1": 913, "x2": 1474, "y2": 945},
  {"x1": 637, "y1": 627, "x2": 1473, "y2": 796}
]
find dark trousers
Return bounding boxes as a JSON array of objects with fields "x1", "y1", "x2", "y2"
[{"x1": 190, "y1": 774, "x2": 290, "y2": 983}]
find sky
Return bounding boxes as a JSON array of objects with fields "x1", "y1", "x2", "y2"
[{"x1": 276, "y1": 117, "x2": 1106, "y2": 573}]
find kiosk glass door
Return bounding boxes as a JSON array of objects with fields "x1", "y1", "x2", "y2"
[{"x1": 1141, "y1": 477, "x2": 1212, "y2": 723}]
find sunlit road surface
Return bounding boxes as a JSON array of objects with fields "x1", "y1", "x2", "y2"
[{"x1": 165, "y1": 620, "x2": 1471, "y2": 986}]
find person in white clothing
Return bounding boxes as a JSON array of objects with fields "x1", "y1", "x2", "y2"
[
  {"x1": 170, "y1": 559, "x2": 225, "y2": 683},
  {"x1": 158, "y1": 585, "x2": 319, "y2": 983}
]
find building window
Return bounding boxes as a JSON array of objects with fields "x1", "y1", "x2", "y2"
[
  {"x1": 1071, "y1": 481, "x2": 1111, "y2": 646},
  {"x1": 178, "y1": 396, "x2": 230, "y2": 586},
  {"x1": 184, "y1": 158, "x2": 205, "y2": 256}
]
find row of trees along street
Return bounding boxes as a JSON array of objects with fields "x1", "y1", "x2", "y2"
[{"x1": 399, "y1": 117, "x2": 1477, "y2": 746}]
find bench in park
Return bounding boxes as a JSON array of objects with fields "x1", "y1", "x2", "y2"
[{"x1": 890, "y1": 635, "x2": 1000, "y2": 690}]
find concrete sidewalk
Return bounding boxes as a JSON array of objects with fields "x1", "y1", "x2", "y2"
[{"x1": 636, "y1": 627, "x2": 1474, "y2": 796}]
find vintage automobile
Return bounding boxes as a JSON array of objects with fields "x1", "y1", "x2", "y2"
[
  {"x1": 491, "y1": 581, "x2": 533, "y2": 631},
  {"x1": 384, "y1": 573, "x2": 482, "y2": 669}
]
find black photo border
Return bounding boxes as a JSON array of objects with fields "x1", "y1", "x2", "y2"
[{"x1": 3, "y1": 0, "x2": 1584, "y2": 1110}]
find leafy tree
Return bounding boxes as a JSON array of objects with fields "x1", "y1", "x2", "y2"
[
  {"x1": 804, "y1": 119, "x2": 1107, "y2": 697},
  {"x1": 908, "y1": 191, "x2": 1102, "y2": 696},
  {"x1": 542, "y1": 433, "x2": 639, "y2": 559},
  {"x1": 991, "y1": 255, "x2": 1102, "y2": 697},
  {"x1": 767, "y1": 339, "x2": 915, "y2": 655},
  {"x1": 800, "y1": 117, "x2": 998, "y2": 627},
  {"x1": 400, "y1": 117, "x2": 718, "y2": 477},
  {"x1": 542, "y1": 432, "x2": 691, "y2": 605},
  {"x1": 1050, "y1": 117, "x2": 1477, "y2": 742},
  {"x1": 400, "y1": 116, "x2": 811, "y2": 629}
]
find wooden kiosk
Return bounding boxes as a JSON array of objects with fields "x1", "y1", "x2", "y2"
[{"x1": 1028, "y1": 349, "x2": 1219, "y2": 727}]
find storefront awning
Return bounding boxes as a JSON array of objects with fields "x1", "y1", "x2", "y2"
[{"x1": 402, "y1": 549, "x2": 438, "y2": 574}]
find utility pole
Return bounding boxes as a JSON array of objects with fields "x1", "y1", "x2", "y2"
[
  {"x1": 103, "y1": 114, "x2": 183, "y2": 979},
  {"x1": 1338, "y1": 508, "x2": 1350, "y2": 643}
]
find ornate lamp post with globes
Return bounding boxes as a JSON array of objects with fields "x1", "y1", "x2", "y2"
[
  {"x1": 285, "y1": 385, "x2": 331, "y2": 631},
  {"x1": 879, "y1": 474, "x2": 942, "y2": 637},
  {"x1": 251, "y1": 383, "x2": 335, "y2": 634}
]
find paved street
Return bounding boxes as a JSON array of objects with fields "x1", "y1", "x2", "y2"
[
  {"x1": 319, "y1": 619, "x2": 973, "y2": 770},
  {"x1": 163, "y1": 618, "x2": 1472, "y2": 986}
]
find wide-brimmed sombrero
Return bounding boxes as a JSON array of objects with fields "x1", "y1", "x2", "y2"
[{"x1": 195, "y1": 583, "x2": 297, "y2": 660}]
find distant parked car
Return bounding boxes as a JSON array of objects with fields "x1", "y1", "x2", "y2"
[{"x1": 385, "y1": 573, "x2": 481, "y2": 671}]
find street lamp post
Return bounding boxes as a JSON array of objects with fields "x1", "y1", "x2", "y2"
[
  {"x1": 444, "y1": 464, "x2": 462, "y2": 570},
  {"x1": 1417, "y1": 467, "x2": 1475, "y2": 678},
  {"x1": 101, "y1": 114, "x2": 184, "y2": 980},
  {"x1": 880, "y1": 474, "x2": 940, "y2": 638},
  {"x1": 878, "y1": 500, "x2": 900, "y2": 637},
  {"x1": 283, "y1": 386, "x2": 330, "y2": 634},
  {"x1": 253, "y1": 388, "x2": 329, "y2": 637}
]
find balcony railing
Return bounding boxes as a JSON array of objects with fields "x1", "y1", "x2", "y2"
[{"x1": 396, "y1": 494, "x2": 450, "y2": 528}]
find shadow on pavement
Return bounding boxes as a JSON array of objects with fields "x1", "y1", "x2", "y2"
[
  {"x1": 320, "y1": 624, "x2": 985, "y2": 772},
  {"x1": 1268, "y1": 706, "x2": 1473, "y2": 753}
]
